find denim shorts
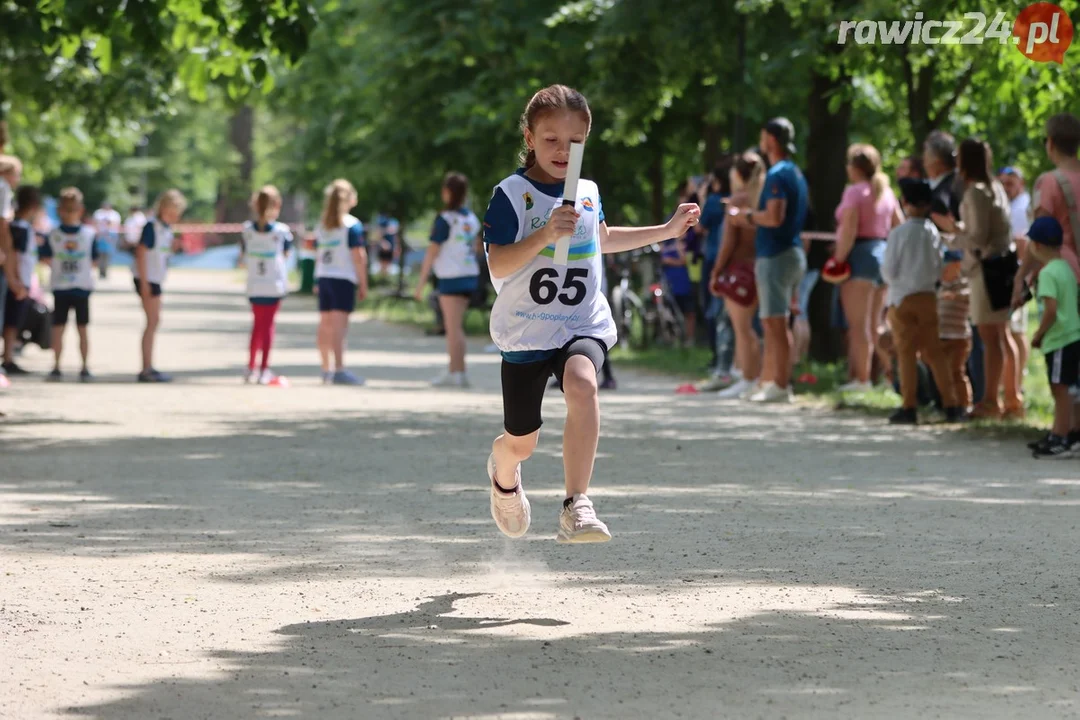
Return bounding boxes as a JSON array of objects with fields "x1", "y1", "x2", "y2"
[
  {"x1": 755, "y1": 246, "x2": 806, "y2": 319},
  {"x1": 847, "y1": 238, "x2": 887, "y2": 286},
  {"x1": 797, "y1": 269, "x2": 820, "y2": 318}
]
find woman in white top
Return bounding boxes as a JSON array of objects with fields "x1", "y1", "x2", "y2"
[{"x1": 415, "y1": 172, "x2": 481, "y2": 388}]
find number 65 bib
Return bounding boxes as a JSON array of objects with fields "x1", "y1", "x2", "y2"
[{"x1": 488, "y1": 175, "x2": 616, "y2": 353}]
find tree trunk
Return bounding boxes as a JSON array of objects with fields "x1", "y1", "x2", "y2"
[
  {"x1": 217, "y1": 105, "x2": 256, "y2": 224},
  {"x1": 805, "y1": 58, "x2": 853, "y2": 363},
  {"x1": 703, "y1": 121, "x2": 722, "y2": 172}
]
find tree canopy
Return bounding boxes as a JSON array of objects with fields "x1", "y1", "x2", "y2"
[{"x1": 4, "y1": 0, "x2": 1078, "y2": 227}]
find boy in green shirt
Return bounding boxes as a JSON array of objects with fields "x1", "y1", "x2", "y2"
[{"x1": 1028, "y1": 217, "x2": 1080, "y2": 458}]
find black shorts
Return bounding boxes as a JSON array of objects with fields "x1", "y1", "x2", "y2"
[
  {"x1": 377, "y1": 248, "x2": 394, "y2": 262},
  {"x1": 501, "y1": 336, "x2": 608, "y2": 437},
  {"x1": 1045, "y1": 339, "x2": 1080, "y2": 387},
  {"x1": 134, "y1": 278, "x2": 163, "y2": 297},
  {"x1": 53, "y1": 292, "x2": 90, "y2": 326},
  {"x1": 3, "y1": 291, "x2": 30, "y2": 330}
]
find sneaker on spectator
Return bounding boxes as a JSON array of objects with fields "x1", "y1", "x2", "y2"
[
  {"x1": 749, "y1": 382, "x2": 792, "y2": 404},
  {"x1": 838, "y1": 380, "x2": 874, "y2": 393},
  {"x1": 332, "y1": 370, "x2": 365, "y2": 386},
  {"x1": 717, "y1": 378, "x2": 754, "y2": 400},
  {"x1": 2, "y1": 361, "x2": 29, "y2": 376},
  {"x1": 1028, "y1": 432, "x2": 1052, "y2": 450},
  {"x1": 889, "y1": 408, "x2": 918, "y2": 425},
  {"x1": 1033, "y1": 436, "x2": 1072, "y2": 459},
  {"x1": 245, "y1": 369, "x2": 259, "y2": 384}
]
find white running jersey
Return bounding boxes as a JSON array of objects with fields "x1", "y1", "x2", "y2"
[
  {"x1": 433, "y1": 209, "x2": 480, "y2": 280},
  {"x1": 48, "y1": 225, "x2": 96, "y2": 292},
  {"x1": 486, "y1": 174, "x2": 616, "y2": 352},
  {"x1": 10, "y1": 219, "x2": 37, "y2": 286},
  {"x1": 134, "y1": 218, "x2": 174, "y2": 285},
  {"x1": 242, "y1": 221, "x2": 292, "y2": 298},
  {"x1": 315, "y1": 214, "x2": 362, "y2": 283}
]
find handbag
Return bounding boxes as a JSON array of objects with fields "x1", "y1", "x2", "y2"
[
  {"x1": 979, "y1": 249, "x2": 1019, "y2": 312},
  {"x1": 712, "y1": 261, "x2": 757, "y2": 307}
]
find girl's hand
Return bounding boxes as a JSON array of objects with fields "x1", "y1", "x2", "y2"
[
  {"x1": 1032, "y1": 330, "x2": 1044, "y2": 350},
  {"x1": 413, "y1": 285, "x2": 425, "y2": 302},
  {"x1": 544, "y1": 205, "x2": 580, "y2": 241},
  {"x1": 666, "y1": 203, "x2": 701, "y2": 235},
  {"x1": 357, "y1": 282, "x2": 368, "y2": 303}
]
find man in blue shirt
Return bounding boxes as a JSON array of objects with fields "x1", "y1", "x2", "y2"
[{"x1": 729, "y1": 118, "x2": 808, "y2": 403}]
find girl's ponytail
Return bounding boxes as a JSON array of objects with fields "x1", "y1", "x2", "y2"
[
  {"x1": 252, "y1": 185, "x2": 282, "y2": 224},
  {"x1": 320, "y1": 179, "x2": 356, "y2": 230}
]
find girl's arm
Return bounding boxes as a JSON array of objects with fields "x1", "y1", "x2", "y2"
[
  {"x1": 135, "y1": 244, "x2": 150, "y2": 300},
  {"x1": 487, "y1": 206, "x2": 576, "y2": 279},
  {"x1": 600, "y1": 203, "x2": 700, "y2": 255},
  {"x1": 414, "y1": 244, "x2": 439, "y2": 300},
  {"x1": 351, "y1": 245, "x2": 369, "y2": 300},
  {"x1": 834, "y1": 206, "x2": 858, "y2": 262}
]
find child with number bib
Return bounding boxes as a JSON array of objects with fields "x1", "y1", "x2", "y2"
[
  {"x1": 240, "y1": 186, "x2": 293, "y2": 386},
  {"x1": 483, "y1": 84, "x2": 700, "y2": 543},
  {"x1": 40, "y1": 188, "x2": 98, "y2": 381},
  {"x1": 314, "y1": 179, "x2": 368, "y2": 385},
  {"x1": 415, "y1": 172, "x2": 481, "y2": 388},
  {"x1": 135, "y1": 189, "x2": 186, "y2": 383}
]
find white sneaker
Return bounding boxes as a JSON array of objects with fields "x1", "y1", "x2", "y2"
[
  {"x1": 748, "y1": 382, "x2": 792, "y2": 404},
  {"x1": 556, "y1": 494, "x2": 612, "y2": 544},
  {"x1": 717, "y1": 378, "x2": 754, "y2": 400},
  {"x1": 258, "y1": 369, "x2": 276, "y2": 385},
  {"x1": 837, "y1": 380, "x2": 873, "y2": 393},
  {"x1": 432, "y1": 371, "x2": 470, "y2": 388},
  {"x1": 487, "y1": 453, "x2": 531, "y2": 538},
  {"x1": 245, "y1": 370, "x2": 259, "y2": 384}
]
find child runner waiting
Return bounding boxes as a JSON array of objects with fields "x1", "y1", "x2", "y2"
[
  {"x1": 240, "y1": 185, "x2": 292, "y2": 385},
  {"x1": 134, "y1": 189, "x2": 186, "y2": 383},
  {"x1": 314, "y1": 179, "x2": 368, "y2": 385},
  {"x1": 415, "y1": 172, "x2": 481, "y2": 388},
  {"x1": 3, "y1": 186, "x2": 41, "y2": 375},
  {"x1": 40, "y1": 187, "x2": 98, "y2": 381}
]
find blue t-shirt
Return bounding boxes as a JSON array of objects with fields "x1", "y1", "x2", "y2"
[
  {"x1": 378, "y1": 215, "x2": 399, "y2": 249},
  {"x1": 661, "y1": 238, "x2": 691, "y2": 296},
  {"x1": 755, "y1": 160, "x2": 808, "y2": 258},
  {"x1": 699, "y1": 192, "x2": 727, "y2": 263}
]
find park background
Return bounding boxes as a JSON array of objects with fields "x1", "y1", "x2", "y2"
[{"x1": 2, "y1": 0, "x2": 1078, "y2": 411}]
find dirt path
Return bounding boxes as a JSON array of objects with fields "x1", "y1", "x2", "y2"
[{"x1": 2, "y1": 270, "x2": 1079, "y2": 720}]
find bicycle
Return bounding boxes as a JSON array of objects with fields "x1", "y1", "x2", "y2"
[
  {"x1": 609, "y1": 251, "x2": 651, "y2": 350},
  {"x1": 647, "y1": 271, "x2": 688, "y2": 348}
]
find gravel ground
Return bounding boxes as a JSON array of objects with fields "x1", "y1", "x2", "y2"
[{"x1": 2, "y1": 270, "x2": 1079, "y2": 720}]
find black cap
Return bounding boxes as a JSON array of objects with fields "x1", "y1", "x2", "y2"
[
  {"x1": 762, "y1": 117, "x2": 797, "y2": 155},
  {"x1": 898, "y1": 178, "x2": 933, "y2": 208}
]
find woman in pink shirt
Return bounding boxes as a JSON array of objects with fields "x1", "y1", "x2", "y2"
[{"x1": 831, "y1": 143, "x2": 903, "y2": 391}]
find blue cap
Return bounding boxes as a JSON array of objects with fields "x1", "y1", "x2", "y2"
[
  {"x1": 998, "y1": 166, "x2": 1023, "y2": 179},
  {"x1": 943, "y1": 249, "x2": 964, "y2": 263},
  {"x1": 1028, "y1": 216, "x2": 1064, "y2": 247}
]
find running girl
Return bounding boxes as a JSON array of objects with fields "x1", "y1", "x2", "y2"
[
  {"x1": 135, "y1": 189, "x2": 186, "y2": 383},
  {"x1": 483, "y1": 84, "x2": 700, "y2": 543},
  {"x1": 314, "y1": 179, "x2": 368, "y2": 385},
  {"x1": 240, "y1": 185, "x2": 292, "y2": 385},
  {"x1": 415, "y1": 172, "x2": 481, "y2": 388}
]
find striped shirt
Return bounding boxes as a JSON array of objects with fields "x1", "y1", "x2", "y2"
[{"x1": 937, "y1": 277, "x2": 972, "y2": 340}]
